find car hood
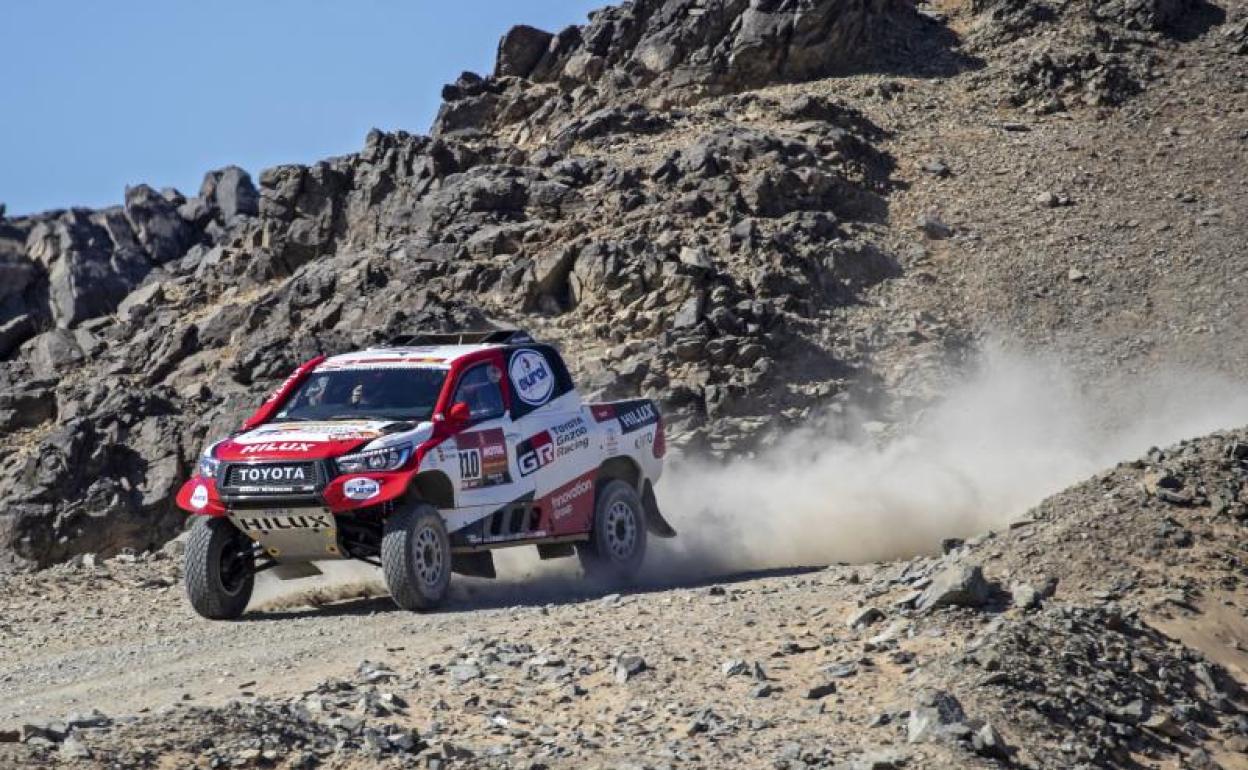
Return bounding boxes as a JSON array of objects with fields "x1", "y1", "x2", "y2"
[{"x1": 214, "y1": 420, "x2": 431, "y2": 462}]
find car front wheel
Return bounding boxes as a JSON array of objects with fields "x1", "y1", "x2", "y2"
[
  {"x1": 185, "y1": 517, "x2": 255, "y2": 620},
  {"x1": 382, "y1": 502, "x2": 452, "y2": 611}
]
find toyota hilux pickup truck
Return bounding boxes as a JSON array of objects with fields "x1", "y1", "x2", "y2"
[{"x1": 174, "y1": 330, "x2": 674, "y2": 619}]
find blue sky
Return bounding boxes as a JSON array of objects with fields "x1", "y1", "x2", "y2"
[{"x1": 0, "y1": 1, "x2": 604, "y2": 216}]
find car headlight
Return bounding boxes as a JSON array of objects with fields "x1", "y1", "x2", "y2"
[
  {"x1": 197, "y1": 445, "x2": 221, "y2": 479},
  {"x1": 336, "y1": 443, "x2": 413, "y2": 474}
]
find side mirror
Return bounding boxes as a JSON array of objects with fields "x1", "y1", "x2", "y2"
[{"x1": 447, "y1": 401, "x2": 472, "y2": 426}]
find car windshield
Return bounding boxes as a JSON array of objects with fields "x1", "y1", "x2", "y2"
[{"x1": 275, "y1": 367, "x2": 448, "y2": 423}]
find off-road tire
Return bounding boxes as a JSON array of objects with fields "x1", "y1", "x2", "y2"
[
  {"x1": 578, "y1": 480, "x2": 647, "y2": 582},
  {"x1": 382, "y1": 502, "x2": 452, "y2": 611},
  {"x1": 185, "y1": 517, "x2": 255, "y2": 620}
]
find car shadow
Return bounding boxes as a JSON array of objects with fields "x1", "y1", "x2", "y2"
[{"x1": 238, "y1": 563, "x2": 828, "y2": 621}]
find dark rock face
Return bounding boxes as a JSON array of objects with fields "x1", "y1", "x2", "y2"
[
  {"x1": 436, "y1": 0, "x2": 921, "y2": 137},
  {"x1": 518, "y1": 0, "x2": 906, "y2": 91}
]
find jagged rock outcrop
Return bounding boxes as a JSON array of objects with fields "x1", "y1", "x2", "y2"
[{"x1": 435, "y1": 0, "x2": 934, "y2": 137}]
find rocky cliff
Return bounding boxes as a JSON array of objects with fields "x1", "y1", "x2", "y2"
[{"x1": 0, "y1": 0, "x2": 1245, "y2": 569}]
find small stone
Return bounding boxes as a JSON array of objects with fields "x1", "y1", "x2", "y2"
[
  {"x1": 1010, "y1": 582, "x2": 1042, "y2": 610},
  {"x1": 971, "y1": 722, "x2": 1010, "y2": 759},
  {"x1": 1143, "y1": 713, "x2": 1185, "y2": 738},
  {"x1": 59, "y1": 735, "x2": 91, "y2": 760},
  {"x1": 1068, "y1": 267, "x2": 1088, "y2": 282},
  {"x1": 907, "y1": 691, "x2": 967, "y2": 743},
  {"x1": 804, "y1": 681, "x2": 837, "y2": 700},
  {"x1": 721, "y1": 659, "x2": 749, "y2": 677},
  {"x1": 843, "y1": 750, "x2": 908, "y2": 770},
  {"x1": 916, "y1": 212, "x2": 953, "y2": 239},
  {"x1": 1112, "y1": 699, "x2": 1147, "y2": 723},
  {"x1": 823, "y1": 662, "x2": 858, "y2": 678},
  {"x1": 449, "y1": 664, "x2": 481, "y2": 684},
  {"x1": 847, "y1": 606, "x2": 885, "y2": 629},
  {"x1": 1142, "y1": 469, "x2": 1183, "y2": 495},
  {"x1": 679, "y1": 245, "x2": 714, "y2": 271},
  {"x1": 869, "y1": 621, "x2": 908, "y2": 646},
  {"x1": 616, "y1": 654, "x2": 647, "y2": 683}
]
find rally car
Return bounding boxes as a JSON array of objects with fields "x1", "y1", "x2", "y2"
[{"x1": 174, "y1": 330, "x2": 674, "y2": 619}]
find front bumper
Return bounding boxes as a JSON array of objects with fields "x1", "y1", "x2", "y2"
[{"x1": 176, "y1": 459, "x2": 413, "y2": 517}]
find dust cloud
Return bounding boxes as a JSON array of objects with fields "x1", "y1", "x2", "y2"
[
  {"x1": 653, "y1": 349, "x2": 1248, "y2": 573},
  {"x1": 251, "y1": 560, "x2": 386, "y2": 611},
  {"x1": 249, "y1": 349, "x2": 1248, "y2": 609}
]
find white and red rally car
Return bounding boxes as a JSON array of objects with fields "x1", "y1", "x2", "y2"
[{"x1": 174, "y1": 330, "x2": 673, "y2": 619}]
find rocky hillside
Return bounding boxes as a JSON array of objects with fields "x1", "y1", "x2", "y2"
[
  {"x1": 1, "y1": 424, "x2": 1245, "y2": 768},
  {"x1": 0, "y1": 0, "x2": 1245, "y2": 580}
]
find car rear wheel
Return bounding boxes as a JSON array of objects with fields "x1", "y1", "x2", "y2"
[
  {"x1": 185, "y1": 517, "x2": 255, "y2": 620},
  {"x1": 578, "y1": 480, "x2": 647, "y2": 582},
  {"x1": 382, "y1": 502, "x2": 452, "y2": 611}
]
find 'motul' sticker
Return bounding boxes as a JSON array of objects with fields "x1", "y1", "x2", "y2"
[{"x1": 509, "y1": 350, "x2": 554, "y2": 406}]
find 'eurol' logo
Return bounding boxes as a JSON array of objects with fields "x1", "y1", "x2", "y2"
[
  {"x1": 510, "y1": 350, "x2": 554, "y2": 406},
  {"x1": 343, "y1": 477, "x2": 381, "y2": 500}
]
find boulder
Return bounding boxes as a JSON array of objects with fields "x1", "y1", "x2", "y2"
[
  {"x1": 495, "y1": 25, "x2": 554, "y2": 78},
  {"x1": 22, "y1": 329, "x2": 84, "y2": 377},
  {"x1": 0, "y1": 378, "x2": 56, "y2": 431},
  {"x1": 124, "y1": 184, "x2": 192, "y2": 264},
  {"x1": 26, "y1": 212, "x2": 152, "y2": 327},
  {"x1": 915, "y1": 564, "x2": 992, "y2": 613},
  {"x1": 200, "y1": 166, "x2": 260, "y2": 223},
  {"x1": 907, "y1": 690, "x2": 970, "y2": 743},
  {"x1": 0, "y1": 313, "x2": 34, "y2": 359},
  {"x1": 117, "y1": 280, "x2": 167, "y2": 323}
]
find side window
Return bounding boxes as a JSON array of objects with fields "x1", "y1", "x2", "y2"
[{"x1": 453, "y1": 364, "x2": 505, "y2": 422}]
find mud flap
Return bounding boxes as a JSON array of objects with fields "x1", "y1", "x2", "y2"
[
  {"x1": 641, "y1": 481, "x2": 677, "y2": 538},
  {"x1": 537, "y1": 542, "x2": 575, "y2": 560},
  {"x1": 452, "y1": 551, "x2": 496, "y2": 579},
  {"x1": 272, "y1": 562, "x2": 323, "y2": 580}
]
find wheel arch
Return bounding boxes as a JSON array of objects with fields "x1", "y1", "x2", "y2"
[
  {"x1": 407, "y1": 470, "x2": 455, "y2": 511},
  {"x1": 596, "y1": 456, "x2": 642, "y2": 493},
  {"x1": 595, "y1": 456, "x2": 676, "y2": 538}
]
